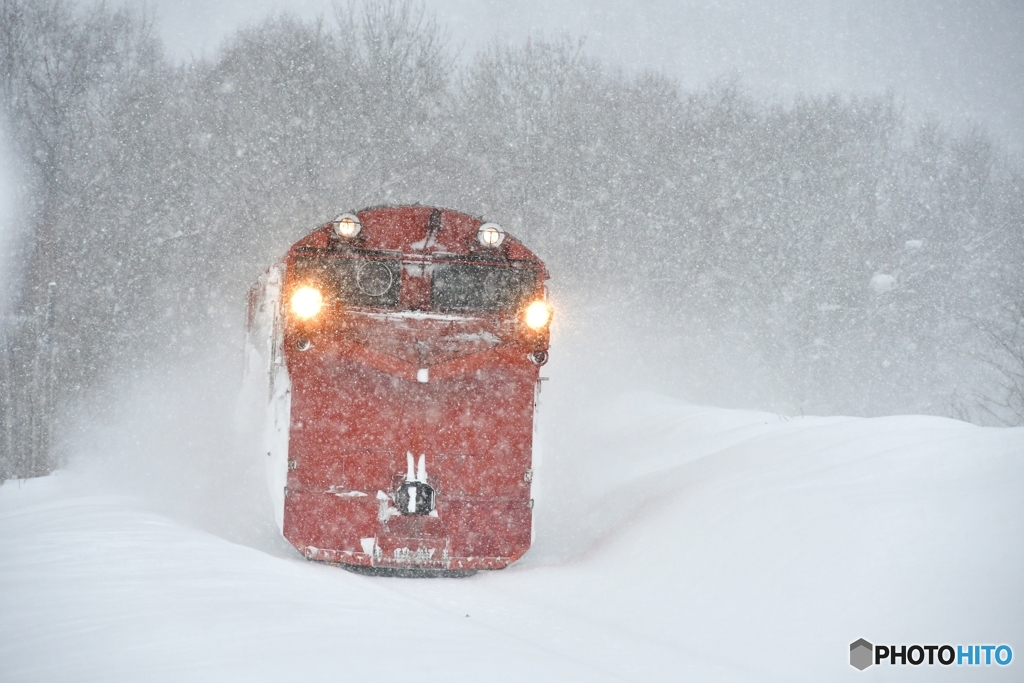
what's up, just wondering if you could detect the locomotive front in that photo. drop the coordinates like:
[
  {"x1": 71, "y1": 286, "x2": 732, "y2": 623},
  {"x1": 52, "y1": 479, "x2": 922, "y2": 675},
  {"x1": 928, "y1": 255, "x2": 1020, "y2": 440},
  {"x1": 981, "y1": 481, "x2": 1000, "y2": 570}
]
[{"x1": 245, "y1": 206, "x2": 551, "y2": 575}]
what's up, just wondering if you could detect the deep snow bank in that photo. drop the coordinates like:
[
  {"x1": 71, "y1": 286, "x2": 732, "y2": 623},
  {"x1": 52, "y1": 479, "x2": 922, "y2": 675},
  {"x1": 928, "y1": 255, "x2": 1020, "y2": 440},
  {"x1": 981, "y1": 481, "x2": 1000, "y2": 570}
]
[{"x1": 1, "y1": 394, "x2": 1021, "y2": 682}]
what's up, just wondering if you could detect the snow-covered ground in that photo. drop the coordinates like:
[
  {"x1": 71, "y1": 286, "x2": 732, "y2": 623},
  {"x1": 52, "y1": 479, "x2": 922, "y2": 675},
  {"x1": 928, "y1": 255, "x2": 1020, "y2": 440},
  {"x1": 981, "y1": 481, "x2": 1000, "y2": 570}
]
[{"x1": 2, "y1": 391, "x2": 1022, "y2": 682}]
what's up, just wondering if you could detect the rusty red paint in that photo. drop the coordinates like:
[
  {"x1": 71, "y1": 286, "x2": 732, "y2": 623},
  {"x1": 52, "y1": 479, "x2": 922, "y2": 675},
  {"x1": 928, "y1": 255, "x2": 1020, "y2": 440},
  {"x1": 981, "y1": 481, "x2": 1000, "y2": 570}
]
[{"x1": 262, "y1": 206, "x2": 550, "y2": 574}]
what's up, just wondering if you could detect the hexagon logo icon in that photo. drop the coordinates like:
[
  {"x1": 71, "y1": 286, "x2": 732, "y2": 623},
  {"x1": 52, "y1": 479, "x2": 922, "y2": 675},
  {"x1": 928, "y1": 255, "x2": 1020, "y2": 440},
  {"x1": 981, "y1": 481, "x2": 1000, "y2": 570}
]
[{"x1": 850, "y1": 639, "x2": 873, "y2": 670}]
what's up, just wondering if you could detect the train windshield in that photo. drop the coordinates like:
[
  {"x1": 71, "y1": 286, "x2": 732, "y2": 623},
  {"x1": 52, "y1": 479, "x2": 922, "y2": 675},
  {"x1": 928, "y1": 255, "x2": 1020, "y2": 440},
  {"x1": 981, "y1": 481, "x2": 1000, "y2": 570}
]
[
  {"x1": 431, "y1": 263, "x2": 537, "y2": 312},
  {"x1": 293, "y1": 256, "x2": 401, "y2": 308}
]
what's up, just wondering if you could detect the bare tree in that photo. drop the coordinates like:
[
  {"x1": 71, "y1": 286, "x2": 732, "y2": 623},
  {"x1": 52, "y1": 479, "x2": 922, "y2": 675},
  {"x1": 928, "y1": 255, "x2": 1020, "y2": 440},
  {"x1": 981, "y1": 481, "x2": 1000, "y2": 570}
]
[
  {"x1": 0, "y1": 0, "x2": 163, "y2": 478},
  {"x1": 974, "y1": 300, "x2": 1024, "y2": 425}
]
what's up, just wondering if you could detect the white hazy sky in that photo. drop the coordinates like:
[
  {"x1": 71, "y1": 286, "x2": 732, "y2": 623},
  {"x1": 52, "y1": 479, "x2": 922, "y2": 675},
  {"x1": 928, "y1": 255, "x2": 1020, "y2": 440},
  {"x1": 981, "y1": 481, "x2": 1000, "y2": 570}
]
[{"x1": 149, "y1": 0, "x2": 1024, "y2": 155}]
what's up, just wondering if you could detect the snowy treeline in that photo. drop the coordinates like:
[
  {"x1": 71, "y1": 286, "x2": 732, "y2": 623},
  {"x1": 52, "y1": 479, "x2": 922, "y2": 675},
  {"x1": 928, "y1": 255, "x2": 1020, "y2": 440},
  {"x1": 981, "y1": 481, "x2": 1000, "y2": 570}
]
[{"x1": 1, "y1": 0, "x2": 1022, "y2": 478}]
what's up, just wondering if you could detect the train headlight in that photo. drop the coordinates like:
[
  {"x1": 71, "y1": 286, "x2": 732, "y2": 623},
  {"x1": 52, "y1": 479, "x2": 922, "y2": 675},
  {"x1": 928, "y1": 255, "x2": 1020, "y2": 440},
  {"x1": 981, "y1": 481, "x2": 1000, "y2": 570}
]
[
  {"x1": 523, "y1": 300, "x2": 553, "y2": 330},
  {"x1": 332, "y1": 213, "x2": 361, "y2": 239},
  {"x1": 477, "y1": 222, "x2": 505, "y2": 248},
  {"x1": 290, "y1": 286, "x2": 324, "y2": 320}
]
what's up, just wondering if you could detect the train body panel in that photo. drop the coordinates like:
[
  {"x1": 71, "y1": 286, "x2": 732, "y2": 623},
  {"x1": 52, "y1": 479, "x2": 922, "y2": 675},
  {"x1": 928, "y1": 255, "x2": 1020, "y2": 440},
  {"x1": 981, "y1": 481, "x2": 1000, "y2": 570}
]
[{"x1": 247, "y1": 206, "x2": 551, "y2": 574}]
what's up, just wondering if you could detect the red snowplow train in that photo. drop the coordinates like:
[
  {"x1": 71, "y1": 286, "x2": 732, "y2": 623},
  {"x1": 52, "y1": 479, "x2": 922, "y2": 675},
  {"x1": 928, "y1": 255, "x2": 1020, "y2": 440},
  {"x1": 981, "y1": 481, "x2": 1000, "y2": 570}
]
[{"x1": 245, "y1": 206, "x2": 551, "y2": 576}]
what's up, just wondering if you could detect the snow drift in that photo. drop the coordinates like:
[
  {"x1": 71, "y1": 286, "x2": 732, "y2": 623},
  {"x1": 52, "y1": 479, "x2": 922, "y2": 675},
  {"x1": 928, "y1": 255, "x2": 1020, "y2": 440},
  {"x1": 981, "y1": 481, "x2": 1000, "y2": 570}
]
[{"x1": 2, "y1": 391, "x2": 1020, "y2": 682}]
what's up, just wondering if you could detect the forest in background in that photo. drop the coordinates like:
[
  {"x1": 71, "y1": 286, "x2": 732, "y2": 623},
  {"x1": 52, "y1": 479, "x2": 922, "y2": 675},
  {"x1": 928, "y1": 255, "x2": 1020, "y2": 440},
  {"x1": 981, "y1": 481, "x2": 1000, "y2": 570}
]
[{"x1": 1, "y1": 0, "x2": 1022, "y2": 479}]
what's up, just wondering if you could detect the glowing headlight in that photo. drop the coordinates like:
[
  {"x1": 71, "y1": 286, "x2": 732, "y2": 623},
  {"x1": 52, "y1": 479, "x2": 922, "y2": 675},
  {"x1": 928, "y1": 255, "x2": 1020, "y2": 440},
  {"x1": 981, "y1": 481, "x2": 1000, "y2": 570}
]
[
  {"x1": 523, "y1": 300, "x2": 553, "y2": 330},
  {"x1": 333, "y1": 213, "x2": 361, "y2": 239},
  {"x1": 477, "y1": 222, "x2": 506, "y2": 248},
  {"x1": 290, "y1": 286, "x2": 324, "y2": 320}
]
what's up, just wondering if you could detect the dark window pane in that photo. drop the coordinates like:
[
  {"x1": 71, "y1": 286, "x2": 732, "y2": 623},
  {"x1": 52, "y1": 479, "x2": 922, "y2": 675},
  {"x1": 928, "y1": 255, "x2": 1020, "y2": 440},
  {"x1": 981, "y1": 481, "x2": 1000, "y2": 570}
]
[
  {"x1": 432, "y1": 263, "x2": 537, "y2": 312},
  {"x1": 292, "y1": 257, "x2": 401, "y2": 308}
]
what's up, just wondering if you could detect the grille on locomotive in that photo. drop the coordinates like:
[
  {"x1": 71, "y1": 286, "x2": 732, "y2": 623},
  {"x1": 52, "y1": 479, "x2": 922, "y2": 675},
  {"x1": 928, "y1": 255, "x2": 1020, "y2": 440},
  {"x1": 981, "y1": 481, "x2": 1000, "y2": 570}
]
[{"x1": 245, "y1": 206, "x2": 552, "y2": 576}]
